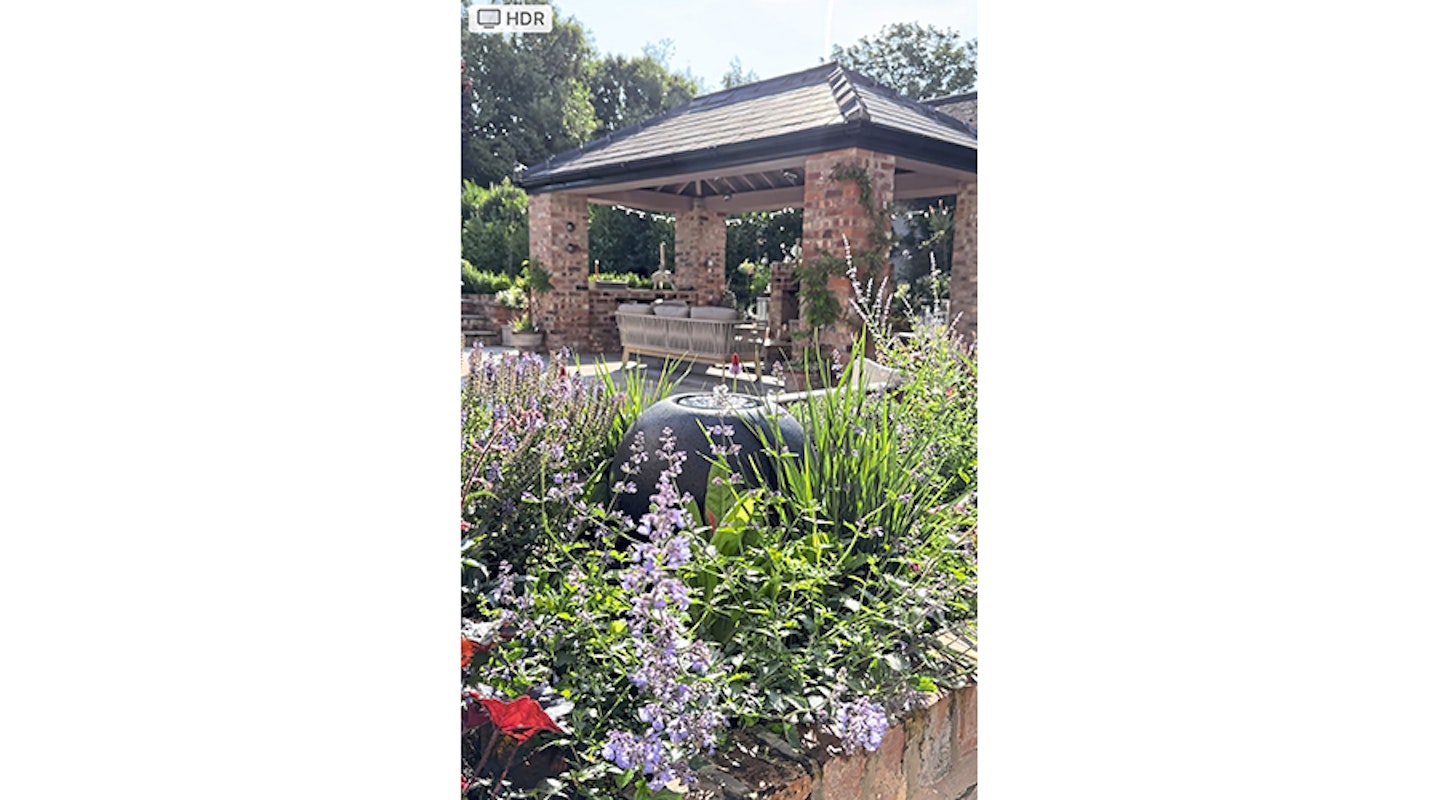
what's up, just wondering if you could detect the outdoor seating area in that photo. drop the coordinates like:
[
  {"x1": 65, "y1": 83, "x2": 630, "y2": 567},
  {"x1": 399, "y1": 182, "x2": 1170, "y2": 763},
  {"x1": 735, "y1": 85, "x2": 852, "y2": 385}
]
[{"x1": 614, "y1": 301, "x2": 765, "y2": 368}]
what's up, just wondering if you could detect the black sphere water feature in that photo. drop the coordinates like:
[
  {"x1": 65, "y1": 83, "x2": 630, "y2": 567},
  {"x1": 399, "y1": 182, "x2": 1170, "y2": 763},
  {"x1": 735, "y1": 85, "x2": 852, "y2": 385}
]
[{"x1": 612, "y1": 389, "x2": 805, "y2": 522}]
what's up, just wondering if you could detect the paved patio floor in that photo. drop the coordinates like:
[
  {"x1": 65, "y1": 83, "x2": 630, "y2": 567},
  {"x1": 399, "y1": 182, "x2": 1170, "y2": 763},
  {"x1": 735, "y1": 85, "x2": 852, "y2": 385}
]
[{"x1": 461, "y1": 345, "x2": 785, "y2": 398}]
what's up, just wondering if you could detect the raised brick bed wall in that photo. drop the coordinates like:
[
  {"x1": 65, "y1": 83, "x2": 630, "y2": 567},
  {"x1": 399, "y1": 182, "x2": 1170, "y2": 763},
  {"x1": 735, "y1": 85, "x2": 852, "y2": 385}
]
[{"x1": 691, "y1": 683, "x2": 977, "y2": 800}]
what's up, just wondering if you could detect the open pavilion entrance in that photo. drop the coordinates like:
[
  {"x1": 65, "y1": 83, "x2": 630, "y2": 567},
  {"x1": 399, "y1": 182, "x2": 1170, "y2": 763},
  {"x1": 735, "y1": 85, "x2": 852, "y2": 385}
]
[{"x1": 516, "y1": 62, "x2": 977, "y2": 357}]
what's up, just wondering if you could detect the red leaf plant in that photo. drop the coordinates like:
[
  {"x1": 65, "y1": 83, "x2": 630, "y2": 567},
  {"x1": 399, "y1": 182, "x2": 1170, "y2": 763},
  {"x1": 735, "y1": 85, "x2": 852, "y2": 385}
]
[
  {"x1": 463, "y1": 693, "x2": 568, "y2": 794},
  {"x1": 461, "y1": 637, "x2": 491, "y2": 669},
  {"x1": 478, "y1": 696, "x2": 564, "y2": 744}
]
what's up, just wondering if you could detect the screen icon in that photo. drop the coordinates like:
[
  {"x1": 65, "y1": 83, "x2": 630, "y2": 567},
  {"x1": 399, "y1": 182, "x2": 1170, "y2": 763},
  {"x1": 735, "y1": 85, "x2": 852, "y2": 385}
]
[{"x1": 468, "y1": 5, "x2": 554, "y2": 34}]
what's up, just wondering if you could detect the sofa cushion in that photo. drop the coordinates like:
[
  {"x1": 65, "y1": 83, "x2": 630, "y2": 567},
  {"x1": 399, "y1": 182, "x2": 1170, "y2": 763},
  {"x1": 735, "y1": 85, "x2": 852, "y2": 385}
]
[
  {"x1": 616, "y1": 303, "x2": 653, "y2": 315},
  {"x1": 689, "y1": 306, "x2": 738, "y2": 321},
  {"x1": 653, "y1": 303, "x2": 690, "y2": 318}
]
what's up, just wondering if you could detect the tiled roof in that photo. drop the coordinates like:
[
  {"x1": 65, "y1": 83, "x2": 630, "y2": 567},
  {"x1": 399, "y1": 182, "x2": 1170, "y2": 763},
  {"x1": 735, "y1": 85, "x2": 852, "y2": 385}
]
[
  {"x1": 923, "y1": 91, "x2": 978, "y2": 132},
  {"x1": 519, "y1": 63, "x2": 977, "y2": 192}
]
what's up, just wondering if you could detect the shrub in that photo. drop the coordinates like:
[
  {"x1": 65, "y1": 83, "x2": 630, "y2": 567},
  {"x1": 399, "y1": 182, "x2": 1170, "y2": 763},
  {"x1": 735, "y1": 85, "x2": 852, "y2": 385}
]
[
  {"x1": 590, "y1": 271, "x2": 654, "y2": 290},
  {"x1": 461, "y1": 179, "x2": 529, "y2": 276},
  {"x1": 460, "y1": 350, "x2": 621, "y2": 579},
  {"x1": 461, "y1": 261, "x2": 515, "y2": 295},
  {"x1": 494, "y1": 286, "x2": 527, "y2": 311}
]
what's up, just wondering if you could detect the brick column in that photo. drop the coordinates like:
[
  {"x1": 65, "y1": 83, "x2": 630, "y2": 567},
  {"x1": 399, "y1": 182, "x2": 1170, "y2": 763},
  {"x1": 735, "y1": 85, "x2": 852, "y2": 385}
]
[
  {"x1": 949, "y1": 178, "x2": 977, "y2": 344},
  {"x1": 673, "y1": 204, "x2": 727, "y2": 306},
  {"x1": 526, "y1": 191, "x2": 590, "y2": 352},
  {"x1": 800, "y1": 147, "x2": 895, "y2": 355}
]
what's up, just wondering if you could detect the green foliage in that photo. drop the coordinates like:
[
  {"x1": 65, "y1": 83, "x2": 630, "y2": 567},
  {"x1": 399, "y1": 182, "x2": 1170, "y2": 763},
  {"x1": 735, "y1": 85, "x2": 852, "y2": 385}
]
[
  {"x1": 831, "y1": 22, "x2": 977, "y2": 99},
  {"x1": 588, "y1": 205, "x2": 675, "y2": 276},
  {"x1": 460, "y1": 329, "x2": 977, "y2": 795},
  {"x1": 590, "y1": 271, "x2": 654, "y2": 290},
  {"x1": 730, "y1": 260, "x2": 770, "y2": 310},
  {"x1": 684, "y1": 334, "x2": 977, "y2": 729},
  {"x1": 461, "y1": 179, "x2": 530, "y2": 276},
  {"x1": 461, "y1": 260, "x2": 516, "y2": 295},
  {"x1": 461, "y1": 12, "x2": 599, "y2": 186},
  {"x1": 589, "y1": 52, "x2": 698, "y2": 133},
  {"x1": 793, "y1": 254, "x2": 846, "y2": 332},
  {"x1": 720, "y1": 57, "x2": 760, "y2": 89},
  {"x1": 460, "y1": 352, "x2": 622, "y2": 578},
  {"x1": 793, "y1": 164, "x2": 895, "y2": 337},
  {"x1": 724, "y1": 209, "x2": 800, "y2": 304},
  {"x1": 494, "y1": 285, "x2": 527, "y2": 311},
  {"x1": 460, "y1": 15, "x2": 704, "y2": 296},
  {"x1": 522, "y1": 260, "x2": 553, "y2": 295}
]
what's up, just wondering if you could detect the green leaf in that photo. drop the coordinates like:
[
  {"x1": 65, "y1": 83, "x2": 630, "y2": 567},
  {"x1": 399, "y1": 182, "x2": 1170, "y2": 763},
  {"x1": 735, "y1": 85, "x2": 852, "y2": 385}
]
[{"x1": 705, "y1": 459, "x2": 736, "y2": 527}]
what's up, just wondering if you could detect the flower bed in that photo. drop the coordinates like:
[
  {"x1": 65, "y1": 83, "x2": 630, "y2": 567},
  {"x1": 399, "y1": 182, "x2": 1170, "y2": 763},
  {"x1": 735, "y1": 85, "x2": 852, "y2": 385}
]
[{"x1": 461, "y1": 311, "x2": 977, "y2": 799}]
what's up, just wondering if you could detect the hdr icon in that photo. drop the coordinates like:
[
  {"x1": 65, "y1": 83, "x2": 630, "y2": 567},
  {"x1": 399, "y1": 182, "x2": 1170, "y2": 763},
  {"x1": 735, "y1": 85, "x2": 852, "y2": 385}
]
[{"x1": 468, "y1": 4, "x2": 554, "y2": 34}]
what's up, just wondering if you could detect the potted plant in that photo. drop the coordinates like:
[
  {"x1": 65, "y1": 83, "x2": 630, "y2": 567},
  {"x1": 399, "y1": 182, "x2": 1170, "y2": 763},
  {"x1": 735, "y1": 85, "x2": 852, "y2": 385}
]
[
  {"x1": 509, "y1": 313, "x2": 543, "y2": 349},
  {"x1": 495, "y1": 286, "x2": 527, "y2": 346},
  {"x1": 516, "y1": 261, "x2": 552, "y2": 347}
]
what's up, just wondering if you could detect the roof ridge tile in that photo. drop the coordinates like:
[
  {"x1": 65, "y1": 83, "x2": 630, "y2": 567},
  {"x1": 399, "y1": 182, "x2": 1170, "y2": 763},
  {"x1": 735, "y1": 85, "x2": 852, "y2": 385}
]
[{"x1": 827, "y1": 65, "x2": 869, "y2": 123}]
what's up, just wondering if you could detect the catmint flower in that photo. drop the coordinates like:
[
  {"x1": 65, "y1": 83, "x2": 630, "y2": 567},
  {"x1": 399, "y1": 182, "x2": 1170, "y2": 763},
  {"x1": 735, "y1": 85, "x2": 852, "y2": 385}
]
[
  {"x1": 602, "y1": 428, "x2": 727, "y2": 786},
  {"x1": 829, "y1": 697, "x2": 889, "y2": 754}
]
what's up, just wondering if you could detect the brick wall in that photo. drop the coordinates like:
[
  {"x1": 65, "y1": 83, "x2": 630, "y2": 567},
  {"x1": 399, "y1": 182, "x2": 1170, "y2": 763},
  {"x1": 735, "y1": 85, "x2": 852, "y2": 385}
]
[
  {"x1": 800, "y1": 148, "x2": 895, "y2": 355},
  {"x1": 688, "y1": 683, "x2": 978, "y2": 800},
  {"x1": 527, "y1": 191, "x2": 590, "y2": 352},
  {"x1": 768, "y1": 259, "x2": 799, "y2": 343},
  {"x1": 460, "y1": 294, "x2": 517, "y2": 332},
  {"x1": 674, "y1": 207, "x2": 728, "y2": 306},
  {"x1": 949, "y1": 179, "x2": 977, "y2": 345}
]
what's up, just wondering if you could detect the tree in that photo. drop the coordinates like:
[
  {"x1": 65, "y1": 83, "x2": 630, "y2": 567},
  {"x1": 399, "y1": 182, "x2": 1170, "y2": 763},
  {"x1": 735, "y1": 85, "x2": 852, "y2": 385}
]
[
  {"x1": 589, "y1": 52, "x2": 697, "y2": 134},
  {"x1": 461, "y1": 12, "x2": 598, "y2": 186},
  {"x1": 831, "y1": 22, "x2": 976, "y2": 99},
  {"x1": 720, "y1": 57, "x2": 759, "y2": 89},
  {"x1": 588, "y1": 205, "x2": 675, "y2": 276},
  {"x1": 461, "y1": 179, "x2": 529, "y2": 276}
]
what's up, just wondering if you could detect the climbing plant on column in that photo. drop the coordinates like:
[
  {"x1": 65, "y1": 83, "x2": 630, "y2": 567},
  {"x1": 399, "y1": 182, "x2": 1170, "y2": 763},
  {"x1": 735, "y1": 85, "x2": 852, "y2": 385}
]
[{"x1": 793, "y1": 162, "x2": 897, "y2": 349}]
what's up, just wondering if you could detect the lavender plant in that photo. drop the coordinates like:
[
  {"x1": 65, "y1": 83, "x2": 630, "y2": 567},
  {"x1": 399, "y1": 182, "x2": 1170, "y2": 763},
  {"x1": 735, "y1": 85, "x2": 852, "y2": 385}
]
[
  {"x1": 461, "y1": 349, "x2": 621, "y2": 578},
  {"x1": 599, "y1": 426, "x2": 727, "y2": 793}
]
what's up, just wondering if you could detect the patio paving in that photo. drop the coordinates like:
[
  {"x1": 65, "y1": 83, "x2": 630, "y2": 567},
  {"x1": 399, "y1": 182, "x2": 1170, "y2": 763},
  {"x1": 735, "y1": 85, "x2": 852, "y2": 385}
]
[{"x1": 461, "y1": 345, "x2": 785, "y2": 398}]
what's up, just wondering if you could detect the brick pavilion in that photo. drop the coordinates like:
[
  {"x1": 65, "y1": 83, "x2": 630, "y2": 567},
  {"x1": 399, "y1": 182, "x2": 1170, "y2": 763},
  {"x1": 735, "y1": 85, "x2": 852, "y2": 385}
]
[{"x1": 515, "y1": 62, "x2": 977, "y2": 355}]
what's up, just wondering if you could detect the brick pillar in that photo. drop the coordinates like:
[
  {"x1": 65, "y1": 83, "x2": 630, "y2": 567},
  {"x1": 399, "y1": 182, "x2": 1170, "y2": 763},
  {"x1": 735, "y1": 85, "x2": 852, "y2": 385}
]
[
  {"x1": 674, "y1": 204, "x2": 727, "y2": 306},
  {"x1": 526, "y1": 191, "x2": 590, "y2": 352},
  {"x1": 799, "y1": 148, "x2": 895, "y2": 355},
  {"x1": 949, "y1": 178, "x2": 977, "y2": 344}
]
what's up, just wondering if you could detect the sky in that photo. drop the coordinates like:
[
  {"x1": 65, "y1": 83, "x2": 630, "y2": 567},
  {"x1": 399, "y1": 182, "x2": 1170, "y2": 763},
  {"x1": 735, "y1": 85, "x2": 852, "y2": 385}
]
[{"x1": 552, "y1": 0, "x2": 977, "y2": 93}]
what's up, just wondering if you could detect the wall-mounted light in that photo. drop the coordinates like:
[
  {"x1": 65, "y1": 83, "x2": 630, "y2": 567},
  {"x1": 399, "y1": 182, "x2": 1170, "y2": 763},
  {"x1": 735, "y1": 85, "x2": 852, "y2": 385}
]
[
  {"x1": 723, "y1": 192, "x2": 733, "y2": 202},
  {"x1": 565, "y1": 221, "x2": 576, "y2": 232},
  {"x1": 782, "y1": 169, "x2": 799, "y2": 183},
  {"x1": 566, "y1": 243, "x2": 578, "y2": 253}
]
